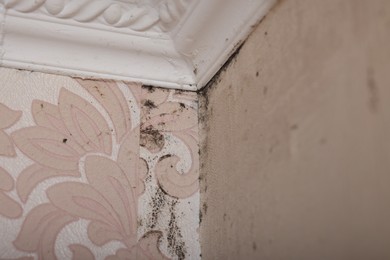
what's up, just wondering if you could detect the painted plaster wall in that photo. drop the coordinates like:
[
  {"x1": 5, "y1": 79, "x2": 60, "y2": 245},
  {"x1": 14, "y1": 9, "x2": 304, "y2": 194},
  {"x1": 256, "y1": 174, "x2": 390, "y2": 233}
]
[
  {"x1": 199, "y1": 0, "x2": 390, "y2": 259},
  {"x1": 0, "y1": 68, "x2": 200, "y2": 260}
]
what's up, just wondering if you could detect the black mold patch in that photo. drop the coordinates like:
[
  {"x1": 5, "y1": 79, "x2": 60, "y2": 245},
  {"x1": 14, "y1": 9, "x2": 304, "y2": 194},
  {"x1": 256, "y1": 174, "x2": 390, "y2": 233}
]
[
  {"x1": 140, "y1": 126, "x2": 165, "y2": 151},
  {"x1": 202, "y1": 203, "x2": 208, "y2": 215},
  {"x1": 143, "y1": 99, "x2": 157, "y2": 109},
  {"x1": 144, "y1": 85, "x2": 156, "y2": 93},
  {"x1": 147, "y1": 187, "x2": 167, "y2": 229},
  {"x1": 167, "y1": 199, "x2": 187, "y2": 260},
  {"x1": 159, "y1": 154, "x2": 173, "y2": 162}
]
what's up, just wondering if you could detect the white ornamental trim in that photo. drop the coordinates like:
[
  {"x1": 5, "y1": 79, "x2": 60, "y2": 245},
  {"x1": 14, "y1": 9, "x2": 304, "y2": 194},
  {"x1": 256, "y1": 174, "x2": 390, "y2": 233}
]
[
  {"x1": 1, "y1": 0, "x2": 194, "y2": 32},
  {"x1": 0, "y1": 0, "x2": 276, "y2": 90}
]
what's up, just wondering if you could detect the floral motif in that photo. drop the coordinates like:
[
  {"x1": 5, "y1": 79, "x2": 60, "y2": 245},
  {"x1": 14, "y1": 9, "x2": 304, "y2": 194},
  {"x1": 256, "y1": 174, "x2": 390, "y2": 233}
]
[
  {"x1": 69, "y1": 244, "x2": 94, "y2": 260},
  {"x1": 77, "y1": 79, "x2": 132, "y2": 143},
  {"x1": 0, "y1": 74, "x2": 200, "y2": 259},
  {"x1": 13, "y1": 203, "x2": 77, "y2": 259},
  {"x1": 0, "y1": 103, "x2": 22, "y2": 157},
  {"x1": 15, "y1": 155, "x2": 167, "y2": 259},
  {"x1": 106, "y1": 232, "x2": 168, "y2": 260},
  {"x1": 48, "y1": 156, "x2": 139, "y2": 247},
  {"x1": 13, "y1": 88, "x2": 112, "y2": 171},
  {"x1": 11, "y1": 88, "x2": 113, "y2": 202},
  {"x1": 0, "y1": 167, "x2": 22, "y2": 218}
]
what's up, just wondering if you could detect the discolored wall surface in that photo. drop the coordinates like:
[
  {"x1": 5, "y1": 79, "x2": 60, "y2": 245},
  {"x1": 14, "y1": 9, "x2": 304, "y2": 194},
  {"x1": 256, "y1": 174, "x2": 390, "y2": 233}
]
[{"x1": 199, "y1": 0, "x2": 390, "y2": 259}]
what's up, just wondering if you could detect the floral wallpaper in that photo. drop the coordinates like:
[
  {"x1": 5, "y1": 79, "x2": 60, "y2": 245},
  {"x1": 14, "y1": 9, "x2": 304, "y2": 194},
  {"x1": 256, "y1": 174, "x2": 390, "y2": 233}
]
[{"x1": 0, "y1": 68, "x2": 200, "y2": 260}]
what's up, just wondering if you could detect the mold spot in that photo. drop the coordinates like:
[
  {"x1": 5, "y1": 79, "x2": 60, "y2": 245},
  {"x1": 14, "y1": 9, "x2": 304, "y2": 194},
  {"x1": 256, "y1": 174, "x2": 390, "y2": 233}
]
[
  {"x1": 62, "y1": 138, "x2": 68, "y2": 144},
  {"x1": 252, "y1": 242, "x2": 257, "y2": 251},
  {"x1": 137, "y1": 219, "x2": 143, "y2": 228},
  {"x1": 159, "y1": 154, "x2": 173, "y2": 161},
  {"x1": 319, "y1": 137, "x2": 327, "y2": 145},
  {"x1": 256, "y1": 71, "x2": 259, "y2": 77},
  {"x1": 290, "y1": 124, "x2": 298, "y2": 131},
  {"x1": 175, "y1": 89, "x2": 184, "y2": 95},
  {"x1": 202, "y1": 203, "x2": 208, "y2": 215},
  {"x1": 93, "y1": 85, "x2": 104, "y2": 97},
  {"x1": 167, "y1": 200, "x2": 187, "y2": 260},
  {"x1": 144, "y1": 85, "x2": 156, "y2": 93},
  {"x1": 193, "y1": 68, "x2": 198, "y2": 75},
  {"x1": 140, "y1": 126, "x2": 165, "y2": 151},
  {"x1": 143, "y1": 99, "x2": 157, "y2": 109}
]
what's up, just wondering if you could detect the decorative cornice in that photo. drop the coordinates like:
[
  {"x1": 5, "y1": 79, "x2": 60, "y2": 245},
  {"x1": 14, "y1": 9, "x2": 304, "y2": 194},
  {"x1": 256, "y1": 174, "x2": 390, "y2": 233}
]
[
  {"x1": 1, "y1": 0, "x2": 193, "y2": 32},
  {"x1": 0, "y1": 0, "x2": 276, "y2": 90}
]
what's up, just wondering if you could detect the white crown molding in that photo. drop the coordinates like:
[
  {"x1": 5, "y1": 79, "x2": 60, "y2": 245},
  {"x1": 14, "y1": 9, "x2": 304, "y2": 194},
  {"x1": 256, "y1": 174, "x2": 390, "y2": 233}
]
[{"x1": 0, "y1": 0, "x2": 276, "y2": 91}]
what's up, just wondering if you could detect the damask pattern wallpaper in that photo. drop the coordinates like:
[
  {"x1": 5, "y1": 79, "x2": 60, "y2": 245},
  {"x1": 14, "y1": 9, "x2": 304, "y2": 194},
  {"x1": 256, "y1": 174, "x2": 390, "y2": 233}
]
[{"x1": 0, "y1": 68, "x2": 200, "y2": 259}]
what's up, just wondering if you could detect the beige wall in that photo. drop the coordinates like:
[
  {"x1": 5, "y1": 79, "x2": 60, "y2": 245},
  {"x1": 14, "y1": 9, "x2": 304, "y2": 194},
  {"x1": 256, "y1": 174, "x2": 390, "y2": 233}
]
[{"x1": 199, "y1": 0, "x2": 390, "y2": 259}]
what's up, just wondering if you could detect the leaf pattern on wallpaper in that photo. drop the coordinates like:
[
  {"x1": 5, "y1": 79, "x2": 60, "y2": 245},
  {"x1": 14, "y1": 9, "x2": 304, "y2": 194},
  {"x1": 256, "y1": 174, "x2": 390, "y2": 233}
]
[
  {"x1": 14, "y1": 203, "x2": 77, "y2": 260},
  {"x1": 47, "y1": 156, "x2": 139, "y2": 247},
  {"x1": 141, "y1": 87, "x2": 199, "y2": 198},
  {"x1": 58, "y1": 88, "x2": 112, "y2": 154},
  {"x1": 69, "y1": 244, "x2": 94, "y2": 260},
  {"x1": 26, "y1": 155, "x2": 167, "y2": 259},
  {"x1": 0, "y1": 167, "x2": 22, "y2": 218},
  {"x1": 118, "y1": 129, "x2": 148, "y2": 196},
  {"x1": 16, "y1": 164, "x2": 78, "y2": 203},
  {"x1": 12, "y1": 88, "x2": 111, "y2": 169},
  {"x1": 77, "y1": 79, "x2": 133, "y2": 143},
  {"x1": 106, "y1": 232, "x2": 169, "y2": 260},
  {"x1": 0, "y1": 103, "x2": 22, "y2": 157},
  {"x1": 11, "y1": 87, "x2": 114, "y2": 202}
]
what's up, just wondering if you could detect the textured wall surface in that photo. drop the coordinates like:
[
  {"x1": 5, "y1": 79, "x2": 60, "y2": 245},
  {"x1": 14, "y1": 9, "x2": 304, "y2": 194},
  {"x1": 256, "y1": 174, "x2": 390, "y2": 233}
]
[
  {"x1": 0, "y1": 68, "x2": 200, "y2": 259},
  {"x1": 200, "y1": 0, "x2": 390, "y2": 259}
]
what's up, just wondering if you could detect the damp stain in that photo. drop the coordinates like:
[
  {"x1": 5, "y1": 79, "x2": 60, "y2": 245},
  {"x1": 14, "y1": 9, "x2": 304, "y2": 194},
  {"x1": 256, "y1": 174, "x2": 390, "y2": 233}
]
[
  {"x1": 252, "y1": 242, "x2": 257, "y2": 251},
  {"x1": 367, "y1": 68, "x2": 380, "y2": 113}
]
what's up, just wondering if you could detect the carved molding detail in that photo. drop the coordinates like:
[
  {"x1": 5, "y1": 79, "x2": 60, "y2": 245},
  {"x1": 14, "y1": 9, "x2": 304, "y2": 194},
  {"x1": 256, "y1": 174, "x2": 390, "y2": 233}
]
[
  {"x1": 0, "y1": 0, "x2": 192, "y2": 32},
  {"x1": 0, "y1": 0, "x2": 276, "y2": 90}
]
